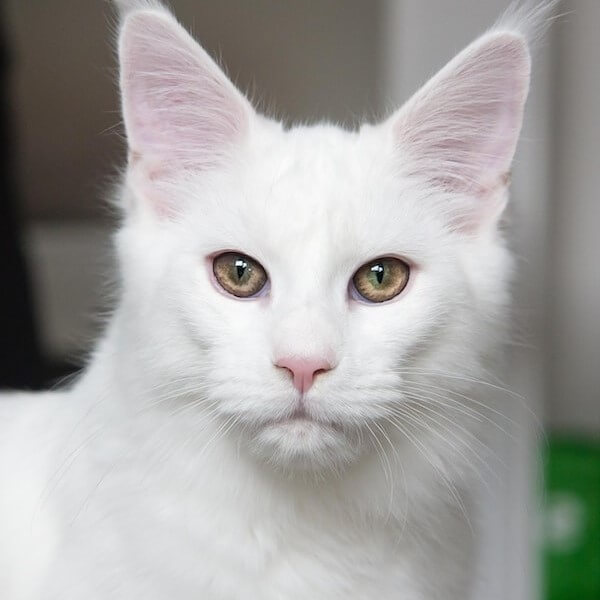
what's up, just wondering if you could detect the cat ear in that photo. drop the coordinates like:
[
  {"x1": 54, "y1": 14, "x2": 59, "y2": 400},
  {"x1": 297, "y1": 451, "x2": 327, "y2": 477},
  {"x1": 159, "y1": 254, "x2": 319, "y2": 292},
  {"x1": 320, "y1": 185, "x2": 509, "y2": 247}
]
[
  {"x1": 390, "y1": 31, "x2": 531, "y2": 230},
  {"x1": 118, "y1": 7, "x2": 252, "y2": 196}
]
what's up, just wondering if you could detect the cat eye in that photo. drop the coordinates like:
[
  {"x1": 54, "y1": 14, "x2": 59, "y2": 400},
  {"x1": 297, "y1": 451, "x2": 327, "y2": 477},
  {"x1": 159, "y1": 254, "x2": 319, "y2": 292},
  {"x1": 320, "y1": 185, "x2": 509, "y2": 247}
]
[
  {"x1": 212, "y1": 252, "x2": 268, "y2": 298},
  {"x1": 351, "y1": 257, "x2": 410, "y2": 303}
]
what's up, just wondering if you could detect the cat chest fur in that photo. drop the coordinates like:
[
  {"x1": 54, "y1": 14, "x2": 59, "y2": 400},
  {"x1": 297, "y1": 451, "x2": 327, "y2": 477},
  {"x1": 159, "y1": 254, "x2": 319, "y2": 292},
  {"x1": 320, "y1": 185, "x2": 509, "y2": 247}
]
[{"x1": 30, "y1": 412, "x2": 421, "y2": 599}]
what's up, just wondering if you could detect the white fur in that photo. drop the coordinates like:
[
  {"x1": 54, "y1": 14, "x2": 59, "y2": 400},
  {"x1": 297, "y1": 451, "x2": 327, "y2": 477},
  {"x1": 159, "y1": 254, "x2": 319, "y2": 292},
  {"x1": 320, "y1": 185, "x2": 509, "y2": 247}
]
[{"x1": 0, "y1": 2, "x2": 554, "y2": 598}]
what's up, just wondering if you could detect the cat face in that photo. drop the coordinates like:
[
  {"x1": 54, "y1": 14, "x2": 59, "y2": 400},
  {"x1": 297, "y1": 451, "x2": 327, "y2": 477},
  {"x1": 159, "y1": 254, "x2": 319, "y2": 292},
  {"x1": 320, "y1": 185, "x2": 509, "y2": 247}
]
[{"x1": 116, "y1": 4, "x2": 528, "y2": 473}]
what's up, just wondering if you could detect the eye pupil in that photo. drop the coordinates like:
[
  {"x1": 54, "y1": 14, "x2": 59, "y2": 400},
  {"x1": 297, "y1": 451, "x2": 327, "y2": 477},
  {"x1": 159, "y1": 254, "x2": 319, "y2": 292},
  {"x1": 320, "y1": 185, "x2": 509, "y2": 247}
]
[
  {"x1": 235, "y1": 259, "x2": 247, "y2": 280},
  {"x1": 372, "y1": 264, "x2": 384, "y2": 285}
]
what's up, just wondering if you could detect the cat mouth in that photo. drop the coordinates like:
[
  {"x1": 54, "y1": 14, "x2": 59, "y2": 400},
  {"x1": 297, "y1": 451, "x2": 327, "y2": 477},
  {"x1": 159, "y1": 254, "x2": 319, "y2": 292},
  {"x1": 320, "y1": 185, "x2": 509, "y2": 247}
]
[
  {"x1": 250, "y1": 404, "x2": 361, "y2": 470},
  {"x1": 270, "y1": 407, "x2": 343, "y2": 432}
]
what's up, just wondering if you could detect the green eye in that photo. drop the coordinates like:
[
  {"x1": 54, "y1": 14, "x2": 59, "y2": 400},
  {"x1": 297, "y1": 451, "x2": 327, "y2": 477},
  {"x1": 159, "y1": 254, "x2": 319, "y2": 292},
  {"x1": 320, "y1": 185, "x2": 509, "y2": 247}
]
[
  {"x1": 212, "y1": 252, "x2": 268, "y2": 298},
  {"x1": 352, "y1": 257, "x2": 410, "y2": 303}
]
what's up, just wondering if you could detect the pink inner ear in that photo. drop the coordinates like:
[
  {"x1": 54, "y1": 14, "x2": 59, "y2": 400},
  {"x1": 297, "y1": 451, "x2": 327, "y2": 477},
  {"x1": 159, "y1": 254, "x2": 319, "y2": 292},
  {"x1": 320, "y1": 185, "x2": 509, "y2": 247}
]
[
  {"x1": 120, "y1": 11, "x2": 249, "y2": 177},
  {"x1": 393, "y1": 32, "x2": 530, "y2": 202}
]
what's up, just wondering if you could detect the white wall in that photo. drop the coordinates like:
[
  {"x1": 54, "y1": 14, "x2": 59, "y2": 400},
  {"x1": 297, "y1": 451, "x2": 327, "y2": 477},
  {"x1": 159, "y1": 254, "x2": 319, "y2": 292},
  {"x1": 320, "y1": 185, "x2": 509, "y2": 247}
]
[{"x1": 547, "y1": 0, "x2": 600, "y2": 435}]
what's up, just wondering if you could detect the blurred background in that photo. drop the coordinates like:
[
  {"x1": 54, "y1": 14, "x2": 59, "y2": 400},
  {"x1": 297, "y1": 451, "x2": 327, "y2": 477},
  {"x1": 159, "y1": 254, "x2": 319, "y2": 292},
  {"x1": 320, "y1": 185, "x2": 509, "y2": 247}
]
[{"x1": 0, "y1": 1, "x2": 597, "y2": 599}]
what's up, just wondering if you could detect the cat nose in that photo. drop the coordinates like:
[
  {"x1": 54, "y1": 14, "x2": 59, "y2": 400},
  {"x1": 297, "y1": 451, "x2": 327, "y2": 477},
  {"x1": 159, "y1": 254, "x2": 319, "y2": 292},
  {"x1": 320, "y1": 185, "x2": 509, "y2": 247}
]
[{"x1": 275, "y1": 357, "x2": 333, "y2": 394}]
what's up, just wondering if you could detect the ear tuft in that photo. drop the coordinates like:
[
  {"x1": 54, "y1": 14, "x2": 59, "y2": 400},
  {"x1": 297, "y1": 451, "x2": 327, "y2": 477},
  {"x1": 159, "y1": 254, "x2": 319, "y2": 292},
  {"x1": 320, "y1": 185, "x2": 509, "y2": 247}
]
[
  {"x1": 114, "y1": 0, "x2": 170, "y2": 21},
  {"x1": 494, "y1": 0, "x2": 562, "y2": 47}
]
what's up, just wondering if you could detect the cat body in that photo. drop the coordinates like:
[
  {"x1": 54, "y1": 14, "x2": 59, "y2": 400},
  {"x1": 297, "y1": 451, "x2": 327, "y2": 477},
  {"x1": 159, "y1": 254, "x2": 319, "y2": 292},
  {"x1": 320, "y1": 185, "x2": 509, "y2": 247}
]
[{"x1": 0, "y1": 1, "x2": 551, "y2": 598}]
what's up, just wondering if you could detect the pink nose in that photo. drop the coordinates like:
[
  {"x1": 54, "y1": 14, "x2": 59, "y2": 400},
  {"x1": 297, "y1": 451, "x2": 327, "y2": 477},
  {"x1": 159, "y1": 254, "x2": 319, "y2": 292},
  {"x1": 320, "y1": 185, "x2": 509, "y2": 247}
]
[{"x1": 275, "y1": 357, "x2": 332, "y2": 394}]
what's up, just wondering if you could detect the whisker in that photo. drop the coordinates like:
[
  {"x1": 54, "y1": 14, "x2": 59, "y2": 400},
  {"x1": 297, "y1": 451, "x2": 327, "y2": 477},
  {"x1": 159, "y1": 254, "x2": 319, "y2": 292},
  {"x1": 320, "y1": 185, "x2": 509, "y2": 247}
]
[{"x1": 382, "y1": 415, "x2": 474, "y2": 535}]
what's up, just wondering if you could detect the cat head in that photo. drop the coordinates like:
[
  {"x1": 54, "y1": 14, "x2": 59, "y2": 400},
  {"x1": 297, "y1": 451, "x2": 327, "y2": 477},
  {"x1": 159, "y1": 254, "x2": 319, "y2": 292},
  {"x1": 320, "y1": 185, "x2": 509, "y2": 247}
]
[{"x1": 114, "y1": 3, "x2": 530, "y2": 474}]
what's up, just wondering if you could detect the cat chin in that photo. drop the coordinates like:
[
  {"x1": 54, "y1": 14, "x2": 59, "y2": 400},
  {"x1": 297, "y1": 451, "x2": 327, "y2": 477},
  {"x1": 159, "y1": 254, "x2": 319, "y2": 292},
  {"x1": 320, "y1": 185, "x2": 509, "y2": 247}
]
[{"x1": 247, "y1": 417, "x2": 363, "y2": 475}]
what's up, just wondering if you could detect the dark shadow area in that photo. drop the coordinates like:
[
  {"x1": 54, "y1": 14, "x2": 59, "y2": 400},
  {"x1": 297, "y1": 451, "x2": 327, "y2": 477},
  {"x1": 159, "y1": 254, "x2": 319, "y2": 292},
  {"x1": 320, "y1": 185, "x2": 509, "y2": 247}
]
[{"x1": 0, "y1": 3, "x2": 41, "y2": 390}]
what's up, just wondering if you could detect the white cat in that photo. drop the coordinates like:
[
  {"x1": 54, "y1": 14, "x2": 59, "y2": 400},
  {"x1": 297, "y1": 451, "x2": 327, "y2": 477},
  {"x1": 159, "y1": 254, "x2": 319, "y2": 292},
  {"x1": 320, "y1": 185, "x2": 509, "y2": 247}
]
[{"x1": 0, "y1": 2, "x2": 551, "y2": 598}]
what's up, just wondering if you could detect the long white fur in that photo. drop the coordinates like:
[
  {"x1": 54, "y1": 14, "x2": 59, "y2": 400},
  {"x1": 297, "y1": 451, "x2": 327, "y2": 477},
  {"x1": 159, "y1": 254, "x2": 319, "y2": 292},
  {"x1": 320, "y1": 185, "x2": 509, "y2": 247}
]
[{"x1": 0, "y1": 2, "x2": 556, "y2": 599}]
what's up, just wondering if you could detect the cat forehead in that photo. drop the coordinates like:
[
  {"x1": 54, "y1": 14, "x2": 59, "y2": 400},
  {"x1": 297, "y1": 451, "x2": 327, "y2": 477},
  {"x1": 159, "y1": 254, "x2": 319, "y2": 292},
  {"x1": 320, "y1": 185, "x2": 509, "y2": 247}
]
[
  {"x1": 248, "y1": 120, "x2": 385, "y2": 187},
  {"x1": 181, "y1": 120, "x2": 440, "y2": 265},
  {"x1": 220, "y1": 121, "x2": 395, "y2": 216}
]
